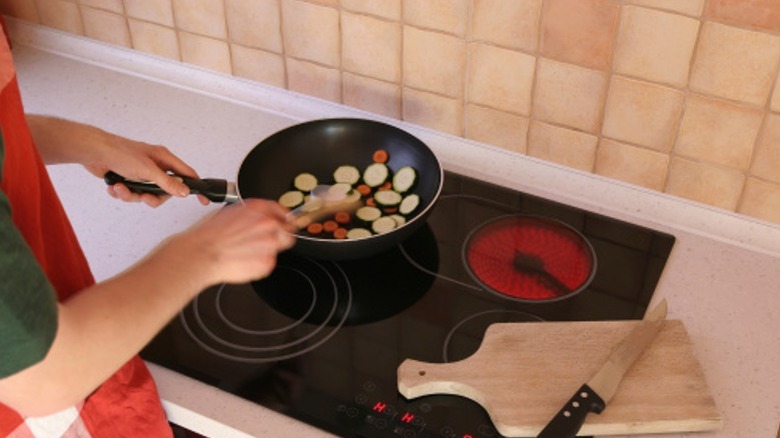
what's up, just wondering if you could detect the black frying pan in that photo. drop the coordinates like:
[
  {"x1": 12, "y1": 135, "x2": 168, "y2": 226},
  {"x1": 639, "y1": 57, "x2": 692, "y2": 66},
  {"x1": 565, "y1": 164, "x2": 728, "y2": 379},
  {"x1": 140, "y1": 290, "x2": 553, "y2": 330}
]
[{"x1": 106, "y1": 118, "x2": 443, "y2": 260}]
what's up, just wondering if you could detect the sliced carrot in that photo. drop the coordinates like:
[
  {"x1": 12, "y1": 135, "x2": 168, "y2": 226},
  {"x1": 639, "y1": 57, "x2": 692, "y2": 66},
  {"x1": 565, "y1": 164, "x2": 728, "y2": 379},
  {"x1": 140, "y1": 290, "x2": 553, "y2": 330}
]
[
  {"x1": 323, "y1": 220, "x2": 339, "y2": 233},
  {"x1": 356, "y1": 184, "x2": 372, "y2": 197},
  {"x1": 366, "y1": 197, "x2": 376, "y2": 207},
  {"x1": 378, "y1": 181, "x2": 393, "y2": 191},
  {"x1": 373, "y1": 149, "x2": 389, "y2": 163},
  {"x1": 383, "y1": 207, "x2": 398, "y2": 214},
  {"x1": 334, "y1": 211, "x2": 351, "y2": 224},
  {"x1": 333, "y1": 227, "x2": 348, "y2": 239},
  {"x1": 306, "y1": 222, "x2": 324, "y2": 235}
]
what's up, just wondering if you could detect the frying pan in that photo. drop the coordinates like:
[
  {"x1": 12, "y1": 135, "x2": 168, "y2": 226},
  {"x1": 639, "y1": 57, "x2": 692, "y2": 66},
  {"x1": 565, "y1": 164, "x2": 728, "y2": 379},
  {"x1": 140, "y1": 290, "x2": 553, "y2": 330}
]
[{"x1": 106, "y1": 118, "x2": 443, "y2": 260}]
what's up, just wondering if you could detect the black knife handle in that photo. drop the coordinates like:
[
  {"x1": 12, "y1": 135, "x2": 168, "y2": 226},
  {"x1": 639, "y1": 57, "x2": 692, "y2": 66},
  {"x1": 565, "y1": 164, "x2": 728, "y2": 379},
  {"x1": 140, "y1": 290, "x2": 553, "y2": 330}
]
[
  {"x1": 104, "y1": 171, "x2": 230, "y2": 203},
  {"x1": 537, "y1": 384, "x2": 606, "y2": 438}
]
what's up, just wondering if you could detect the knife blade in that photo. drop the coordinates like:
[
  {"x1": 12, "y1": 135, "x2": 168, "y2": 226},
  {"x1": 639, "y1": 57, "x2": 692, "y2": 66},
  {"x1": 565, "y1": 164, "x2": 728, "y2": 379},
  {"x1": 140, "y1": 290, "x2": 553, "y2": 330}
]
[{"x1": 537, "y1": 299, "x2": 668, "y2": 438}]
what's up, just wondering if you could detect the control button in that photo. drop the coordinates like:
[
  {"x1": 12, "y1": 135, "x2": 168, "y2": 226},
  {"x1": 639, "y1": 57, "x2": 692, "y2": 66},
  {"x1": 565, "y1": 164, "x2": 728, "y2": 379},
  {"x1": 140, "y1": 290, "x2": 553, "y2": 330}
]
[
  {"x1": 440, "y1": 426, "x2": 456, "y2": 438},
  {"x1": 336, "y1": 404, "x2": 347, "y2": 413},
  {"x1": 403, "y1": 430, "x2": 417, "y2": 438},
  {"x1": 375, "y1": 419, "x2": 388, "y2": 429},
  {"x1": 355, "y1": 394, "x2": 368, "y2": 405},
  {"x1": 346, "y1": 407, "x2": 359, "y2": 418},
  {"x1": 363, "y1": 381, "x2": 377, "y2": 392},
  {"x1": 419, "y1": 403, "x2": 432, "y2": 413}
]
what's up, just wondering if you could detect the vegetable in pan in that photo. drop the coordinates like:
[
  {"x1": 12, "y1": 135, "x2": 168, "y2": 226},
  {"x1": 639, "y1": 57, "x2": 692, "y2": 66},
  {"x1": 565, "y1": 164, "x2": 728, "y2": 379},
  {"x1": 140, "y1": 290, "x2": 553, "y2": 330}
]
[{"x1": 277, "y1": 149, "x2": 422, "y2": 240}]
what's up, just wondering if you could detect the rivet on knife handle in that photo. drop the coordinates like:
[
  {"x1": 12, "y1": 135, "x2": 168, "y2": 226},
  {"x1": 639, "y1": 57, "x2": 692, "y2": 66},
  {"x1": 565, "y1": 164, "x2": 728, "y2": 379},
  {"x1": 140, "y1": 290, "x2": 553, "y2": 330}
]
[{"x1": 536, "y1": 384, "x2": 605, "y2": 438}]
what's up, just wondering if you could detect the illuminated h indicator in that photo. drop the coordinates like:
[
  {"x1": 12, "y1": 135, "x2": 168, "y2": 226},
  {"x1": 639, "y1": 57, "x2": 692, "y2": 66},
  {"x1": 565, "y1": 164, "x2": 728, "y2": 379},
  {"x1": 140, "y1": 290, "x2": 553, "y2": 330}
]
[
  {"x1": 400, "y1": 412, "x2": 415, "y2": 423},
  {"x1": 372, "y1": 402, "x2": 387, "y2": 413}
]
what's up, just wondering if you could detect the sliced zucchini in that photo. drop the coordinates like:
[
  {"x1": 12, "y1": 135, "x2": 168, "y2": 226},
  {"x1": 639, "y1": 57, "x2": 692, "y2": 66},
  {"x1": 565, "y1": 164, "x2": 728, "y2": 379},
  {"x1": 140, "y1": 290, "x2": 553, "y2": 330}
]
[
  {"x1": 392, "y1": 166, "x2": 417, "y2": 193},
  {"x1": 371, "y1": 216, "x2": 397, "y2": 234},
  {"x1": 294, "y1": 172, "x2": 318, "y2": 192},
  {"x1": 333, "y1": 165, "x2": 361, "y2": 185},
  {"x1": 373, "y1": 190, "x2": 402, "y2": 207},
  {"x1": 389, "y1": 214, "x2": 406, "y2": 227},
  {"x1": 355, "y1": 206, "x2": 382, "y2": 222},
  {"x1": 278, "y1": 190, "x2": 304, "y2": 209},
  {"x1": 399, "y1": 194, "x2": 420, "y2": 215},
  {"x1": 346, "y1": 228, "x2": 373, "y2": 240},
  {"x1": 327, "y1": 183, "x2": 353, "y2": 198},
  {"x1": 363, "y1": 163, "x2": 389, "y2": 187}
]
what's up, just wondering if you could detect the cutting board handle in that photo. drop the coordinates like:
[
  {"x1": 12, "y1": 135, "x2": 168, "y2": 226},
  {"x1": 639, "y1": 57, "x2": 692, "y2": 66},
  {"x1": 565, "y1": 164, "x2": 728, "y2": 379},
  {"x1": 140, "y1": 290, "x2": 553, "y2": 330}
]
[{"x1": 398, "y1": 358, "x2": 488, "y2": 405}]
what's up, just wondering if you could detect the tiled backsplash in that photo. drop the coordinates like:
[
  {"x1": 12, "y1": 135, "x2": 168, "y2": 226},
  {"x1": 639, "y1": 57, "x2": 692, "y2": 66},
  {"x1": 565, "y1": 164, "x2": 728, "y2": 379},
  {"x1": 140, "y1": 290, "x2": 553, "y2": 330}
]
[{"x1": 3, "y1": 0, "x2": 780, "y2": 225}]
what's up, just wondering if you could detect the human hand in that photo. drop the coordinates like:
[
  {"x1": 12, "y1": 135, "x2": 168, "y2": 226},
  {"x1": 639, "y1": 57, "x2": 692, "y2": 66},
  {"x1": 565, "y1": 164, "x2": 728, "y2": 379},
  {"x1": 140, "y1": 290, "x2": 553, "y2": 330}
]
[
  {"x1": 159, "y1": 199, "x2": 296, "y2": 287},
  {"x1": 87, "y1": 137, "x2": 208, "y2": 208}
]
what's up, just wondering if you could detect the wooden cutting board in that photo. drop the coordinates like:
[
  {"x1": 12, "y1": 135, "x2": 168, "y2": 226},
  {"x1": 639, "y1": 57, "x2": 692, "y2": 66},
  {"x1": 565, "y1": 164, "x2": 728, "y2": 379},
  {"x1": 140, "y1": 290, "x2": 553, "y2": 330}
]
[{"x1": 398, "y1": 320, "x2": 722, "y2": 437}]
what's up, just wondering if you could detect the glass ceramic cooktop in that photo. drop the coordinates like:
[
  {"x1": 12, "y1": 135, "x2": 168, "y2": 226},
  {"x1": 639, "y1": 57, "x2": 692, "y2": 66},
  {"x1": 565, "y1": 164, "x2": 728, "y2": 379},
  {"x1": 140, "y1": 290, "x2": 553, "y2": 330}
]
[{"x1": 142, "y1": 171, "x2": 675, "y2": 438}]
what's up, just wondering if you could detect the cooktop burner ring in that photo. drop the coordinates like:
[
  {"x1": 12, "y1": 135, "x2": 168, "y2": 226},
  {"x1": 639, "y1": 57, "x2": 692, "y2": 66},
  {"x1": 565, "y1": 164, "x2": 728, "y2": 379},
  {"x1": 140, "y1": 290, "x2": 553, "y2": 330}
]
[
  {"x1": 442, "y1": 309, "x2": 543, "y2": 363},
  {"x1": 462, "y1": 214, "x2": 597, "y2": 303},
  {"x1": 178, "y1": 258, "x2": 352, "y2": 363},
  {"x1": 215, "y1": 266, "x2": 317, "y2": 335}
]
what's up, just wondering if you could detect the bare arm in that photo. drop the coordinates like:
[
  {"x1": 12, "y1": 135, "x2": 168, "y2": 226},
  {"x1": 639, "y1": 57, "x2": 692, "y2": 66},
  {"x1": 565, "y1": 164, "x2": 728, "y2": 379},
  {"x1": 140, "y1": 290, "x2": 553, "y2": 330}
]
[
  {"x1": 26, "y1": 115, "x2": 204, "y2": 207},
  {"x1": 0, "y1": 199, "x2": 295, "y2": 417}
]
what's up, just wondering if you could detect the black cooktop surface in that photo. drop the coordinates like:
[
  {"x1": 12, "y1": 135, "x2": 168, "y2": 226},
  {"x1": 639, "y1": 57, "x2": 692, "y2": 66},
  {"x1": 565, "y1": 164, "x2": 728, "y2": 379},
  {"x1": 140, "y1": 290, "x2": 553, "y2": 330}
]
[{"x1": 142, "y1": 171, "x2": 675, "y2": 438}]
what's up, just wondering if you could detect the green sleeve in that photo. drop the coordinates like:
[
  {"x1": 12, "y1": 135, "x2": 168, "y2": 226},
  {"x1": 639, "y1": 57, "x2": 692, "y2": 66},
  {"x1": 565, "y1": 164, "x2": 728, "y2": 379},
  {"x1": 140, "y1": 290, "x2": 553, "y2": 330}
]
[{"x1": 0, "y1": 129, "x2": 58, "y2": 378}]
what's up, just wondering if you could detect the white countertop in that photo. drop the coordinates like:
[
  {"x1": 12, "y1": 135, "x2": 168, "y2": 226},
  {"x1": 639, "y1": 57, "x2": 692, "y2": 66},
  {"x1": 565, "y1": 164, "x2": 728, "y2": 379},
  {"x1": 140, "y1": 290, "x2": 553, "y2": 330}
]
[{"x1": 7, "y1": 19, "x2": 780, "y2": 438}]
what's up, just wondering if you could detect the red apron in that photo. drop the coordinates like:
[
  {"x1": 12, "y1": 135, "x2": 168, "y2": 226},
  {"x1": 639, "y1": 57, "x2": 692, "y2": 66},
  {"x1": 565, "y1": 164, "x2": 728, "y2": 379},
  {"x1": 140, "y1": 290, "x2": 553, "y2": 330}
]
[{"x1": 1, "y1": 18, "x2": 171, "y2": 438}]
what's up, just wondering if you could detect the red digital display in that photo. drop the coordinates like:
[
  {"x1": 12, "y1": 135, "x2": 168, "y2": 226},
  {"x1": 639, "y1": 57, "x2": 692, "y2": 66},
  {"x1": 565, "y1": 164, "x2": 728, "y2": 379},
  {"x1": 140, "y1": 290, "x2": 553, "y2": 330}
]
[
  {"x1": 372, "y1": 401, "x2": 386, "y2": 412},
  {"x1": 400, "y1": 412, "x2": 414, "y2": 423}
]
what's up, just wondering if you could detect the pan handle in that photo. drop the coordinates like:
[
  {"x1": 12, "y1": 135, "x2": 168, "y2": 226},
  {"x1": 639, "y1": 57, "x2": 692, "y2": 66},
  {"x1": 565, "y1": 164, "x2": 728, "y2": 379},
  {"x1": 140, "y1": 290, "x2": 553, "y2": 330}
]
[{"x1": 104, "y1": 171, "x2": 238, "y2": 203}]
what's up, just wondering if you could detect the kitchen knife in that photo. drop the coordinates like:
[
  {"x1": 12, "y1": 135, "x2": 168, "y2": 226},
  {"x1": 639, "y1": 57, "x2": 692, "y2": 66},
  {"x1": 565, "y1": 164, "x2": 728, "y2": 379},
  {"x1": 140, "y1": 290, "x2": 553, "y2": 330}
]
[{"x1": 537, "y1": 299, "x2": 668, "y2": 438}]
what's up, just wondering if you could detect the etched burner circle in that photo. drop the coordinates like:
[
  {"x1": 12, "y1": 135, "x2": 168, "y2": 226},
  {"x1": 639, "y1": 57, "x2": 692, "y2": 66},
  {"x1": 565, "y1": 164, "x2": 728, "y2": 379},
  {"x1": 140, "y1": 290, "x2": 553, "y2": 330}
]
[
  {"x1": 462, "y1": 215, "x2": 597, "y2": 303},
  {"x1": 179, "y1": 254, "x2": 351, "y2": 363},
  {"x1": 443, "y1": 309, "x2": 543, "y2": 362}
]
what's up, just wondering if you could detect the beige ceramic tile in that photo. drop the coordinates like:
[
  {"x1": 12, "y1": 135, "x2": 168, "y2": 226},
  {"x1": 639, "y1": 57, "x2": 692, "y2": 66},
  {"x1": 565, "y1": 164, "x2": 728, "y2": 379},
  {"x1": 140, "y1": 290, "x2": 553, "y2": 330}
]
[
  {"x1": 128, "y1": 19, "x2": 179, "y2": 60},
  {"x1": 35, "y1": 0, "x2": 83, "y2": 34},
  {"x1": 539, "y1": 0, "x2": 620, "y2": 70},
  {"x1": 287, "y1": 58, "x2": 341, "y2": 103},
  {"x1": 124, "y1": 0, "x2": 173, "y2": 26},
  {"x1": 750, "y1": 113, "x2": 780, "y2": 184},
  {"x1": 402, "y1": 88, "x2": 462, "y2": 136},
  {"x1": 81, "y1": 7, "x2": 131, "y2": 47},
  {"x1": 403, "y1": 0, "x2": 468, "y2": 36},
  {"x1": 467, "y1": 43, "x2": 535, "y2": 115},
  {"x1": 0, "y1": 0, "x2": 40, "y2": 21},
  {"x1": 341, "y1": 0, "x2": 401, "y2": 20},
  {"x1": 465, "y1": 104, "x2": 529, "y2": 154},
  {"x1": 343, "y1": 72, "x2": 401, "y2": 119},
  {"x1": 226, "y1": 0, "x2": 282, "y2": 53},
  {"x1": 675, "y1": 94, "x2": 763, "y2": 170},
  {"x1": 172, "y1": 0, "x2": 226, "y2": 39},
  {"x1": 690, "y1": 22, "x2": 780, "y2": 106},
  {"x1": 471, "y1": 0, "x2": 540, "y2": 52},
  {"x1": 705, "y1": 0, "x2": 780, "y2": 33},
  {"x1": 78, "y1": 0, "x2": 121, "y2": 13},
  {"x1": 602, "y1": 76, "x2": 684, "y2": 152},
  {"x1": 739, "y1": 178, "x2": 780, "y2": 225},
  {"x1": 281, "y1": 0, "x2": 339, "y2": 67},
  {"x1": 231, "y1": 44, "x2": 285, "y2": 88},
  {"x1": 613, "y1": 6, "x2": 699, "y2": 87},
  {"x1": 666, "y1": 157, "x2": 745, "y2": 210},
  {"x1": 527, "y1": 121, "x2": 598, "y2": 171},
  {"x1": 403, "y1": 27, "x2": 465, "y2": 98},
  {"x1": 533, "y1": 58, "x2": 607, "y2": 133},
  {"x1": 343, "y1": 13, "x2": 401, "y2": 83},
  {"x1": 595, "y1": 138, "x2": 669, "y2": 191},
  {"x1": 624, "y1": 0, "x2": 705, "y2": 16},
  {"x1": 179, "y1": 31, "x2": 231, "y2": 74}
]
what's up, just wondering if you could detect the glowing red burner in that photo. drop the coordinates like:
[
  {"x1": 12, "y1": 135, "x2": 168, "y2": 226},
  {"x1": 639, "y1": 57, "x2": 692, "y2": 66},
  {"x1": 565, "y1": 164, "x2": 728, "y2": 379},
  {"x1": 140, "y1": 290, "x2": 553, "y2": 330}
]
[{"x1": 463, "y1": 215, "x2": 596, "y2": 302}]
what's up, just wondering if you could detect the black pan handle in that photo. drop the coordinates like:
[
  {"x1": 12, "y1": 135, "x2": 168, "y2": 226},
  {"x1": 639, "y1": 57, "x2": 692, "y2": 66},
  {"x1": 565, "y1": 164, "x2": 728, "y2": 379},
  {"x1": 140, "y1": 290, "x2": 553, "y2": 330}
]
[
  {"x1": 104, "y1": 171, "x2": 236, "y2": 203},
  {"x1": 537, "y1": 384, "x2": 605, "y2": 438}
]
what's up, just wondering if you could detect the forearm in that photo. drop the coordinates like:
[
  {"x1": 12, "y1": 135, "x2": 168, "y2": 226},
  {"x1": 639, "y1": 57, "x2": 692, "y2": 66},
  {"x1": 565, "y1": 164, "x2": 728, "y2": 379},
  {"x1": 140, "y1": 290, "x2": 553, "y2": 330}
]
[
  {"x1": 25, "y1": 115, "x2": 110, "y2": 166},
  {"x1": 0, "y1": 235, "x2": 214, "y2": 417}
]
